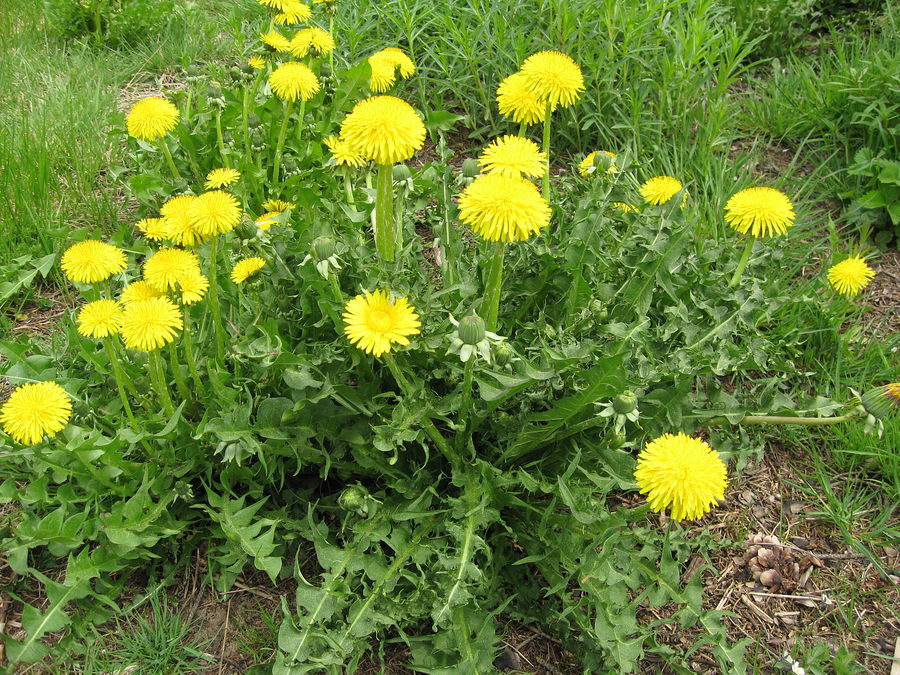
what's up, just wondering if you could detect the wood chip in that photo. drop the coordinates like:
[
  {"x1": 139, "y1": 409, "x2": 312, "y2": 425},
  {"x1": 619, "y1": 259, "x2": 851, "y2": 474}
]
[{"x1": 741, "y1": 594, "x2": 776, "y2": 625}]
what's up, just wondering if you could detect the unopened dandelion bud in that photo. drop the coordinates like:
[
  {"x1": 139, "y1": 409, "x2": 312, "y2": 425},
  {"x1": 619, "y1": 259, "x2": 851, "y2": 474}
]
[
  {"x1": 312, "y1": 236, "x2": 336, "y2": 262},
  {"x1": 458, "y1": 315, "x2": 486, "y2": 346},
  {"x1": 493, "y1": 342, "x2": 513, "y2": 366},
  {"x1": 461, "y1": 158, "x2": 480, "y2": 178},
  {"x1": 613, "y1": 391, "x2": 638, "y2": 414},
  {"x1": 392, "y1": 163, "x2": 412, "y2": 181},
  {"x1": 338, "y1": 485, "x2": 369, "y2": 515},
  {"x1": 234, "y1": 221, "x2": 257, "y2": 240},
  {"x1": 861, "y1": 383, "x2": 900, "y2": 419}
]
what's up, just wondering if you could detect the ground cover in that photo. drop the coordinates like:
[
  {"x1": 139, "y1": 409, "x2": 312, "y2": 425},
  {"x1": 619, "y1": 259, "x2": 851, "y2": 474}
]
[{"x1": 0, "y1": 0, "x2": 897, "y2": 672}]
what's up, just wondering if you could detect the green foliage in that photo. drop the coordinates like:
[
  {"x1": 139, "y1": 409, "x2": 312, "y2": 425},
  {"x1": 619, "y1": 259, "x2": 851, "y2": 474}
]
[
  {"x1": 847, "y1": 148, "x2": 900, "y2": 247},
  {"x1": 45, "y1": 0, "x2": 182, "y2": 49}
]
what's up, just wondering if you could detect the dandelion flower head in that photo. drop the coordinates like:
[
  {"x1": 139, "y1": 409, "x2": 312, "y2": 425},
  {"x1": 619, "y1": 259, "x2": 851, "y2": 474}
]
[
  {"x1": 274, "y1": 0, "x2": 312, "y2": 24},
  {"x1": 126, "y1": 96, "x2": 179, "y2": 142},
  {"x1": 339, "y1": 96, "x2": 425, "y2": 165},
  {"x1": 177, "y1": 270, "x2": 209, "y2": 304},
  {"x1": 119, "y1": 297, "x2": 183, "y2": 351},
  {"x1": 248, "y1": 55, "x2": 266, "y2": 69},
  {"x1": 61, "y1": 240, "x2": 128, "y2": 284},
  {"x1": 269, "y1": 61, "x2": 321, "y2": 101},
  {"x1": 135, "y1": 217, "x2": 168, "y2": 242},
  {"x1": 161, "y1": 194, "x2": 206, "y2": 247},
  {"x1": 290, "y1": 27, "x2": 335, "y2": 57},
  {"x1": 368, "y1": 47, "x2": 415, "y2": 92},
  {"x1": 77, "y1": 299, "x2": 123, "y2": 339},
  {"x1": 143, "y1": 247, "x2": 201, "y2": 292},
  {"x1": 205, "y1": 168, "x2": 240, "y2": 190},
  {"x1": 496, "y1": 71, "x2": 549, "y2": 126},
  {"x1": 579, "y1": 150, "x2": 618, "y2": 177},
  {"x1": 263, "y1": 198, "x2": 295, "y2": 212},
  {"x1": 324, "y1": 135, "x2": 366, "y2": 168},
  {"x1": 520, "y1": 51, "x2": 584, "y2": 108},
  {"x1": 343, "y1": 289, "x2": 421, "y2": 357},
  {"x1": 120, "y1": 280, "x2": 164, "y2": 305},
  {"x1": 477, "y1": 135, "x2": 547, "y2": 179},
  {"x1": 1, "y1": 381, "x2": 73, "y2": 446},
  {"x1": 255, "y1": 211, "x2": 282, "y2": 230},
  {"x1": 457, "y1": 173, "x2": 551, "y2": 242},
  {"x1": 231, "y1": 257, "x2": 267, "y2": 283},
  {"x1": 189, "y1": 190, "x2": 242, "y2": 237},
  {"x1": 724, "y1": 187, "x2": 795, "y2": 238},
  {"x1": 258, "y1": 0, "x2": 294, "y2": 10},
  {"x1": 260, "y1": 30, "x2": 291, "y2": 52},
  {"x1": 827, "y1": 256, "x2": 875, "y2": 296},
  {"x1": 634, "y1": 432, "x2": 727, "y2": 521},
  {"x1": 640, "y1": 176, "x2": 685, "y2": 206}
]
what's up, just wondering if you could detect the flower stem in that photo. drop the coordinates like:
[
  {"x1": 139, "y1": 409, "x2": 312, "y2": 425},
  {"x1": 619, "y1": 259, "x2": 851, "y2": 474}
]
[
  {"x1": 343, "y1": 170, "x2": 357, "y2": 210},
  {"x1": 272, "y1": 99, "x2": 294, "y2": 185},
  {"x1": 736, "y1": 412, "x2": 863, "y2": 426},
  {"x1": 104, "y1": 338, "x2": 137, "y2": 430},
  {"x1": 168, "y1": 341, "x2": 191, "y2": 405},
  {"x1": 296, "y1": 98, "x2": 306, "y2": 146},
  {"x1": 159, "y1": 139, "x2": 182, "y2": 182},
  {"x1": 375, "y1": 163, "x2": 395, "y2": 262},
  {"x1": 181, "y1": 309, "x2": 204, "y2": 394},
  {"x1": 480, "y1": 241, "x2": 506, "y2": 333},
  {"x1": 518, "y1": 121, "x2": 527, "y2": 138},
  {"x1": 455, "y1": 359, "x2": 476, "y2": 456},
  {"x1": 215, "y1": 109, "x2": 228, "y2": 167},
  {"x1": 542, "y1": 100, "x2": 552, "y2": 200},
  {"x1": 729, "y1": 238, "x2": 755, "y2": 288},
  {"x1": 148, "y1": 350, "x2": 175, "y2": 417},
  {"x1": 382, "y1": 352, "x2": 456, "y2": 466},
  {"x1": 207, "y1": 236, "x2": 227, "y2": 362},
  {"x1": 328, "y1": 14, "x2": 335, "y2": 79}
]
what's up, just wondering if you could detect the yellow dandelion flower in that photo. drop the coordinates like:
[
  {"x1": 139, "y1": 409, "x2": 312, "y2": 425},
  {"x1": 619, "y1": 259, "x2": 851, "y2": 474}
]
[
  {"x1": 135, "y1": 217, "x2": 168, "y2": 241},
  {"x1": 496, "y1": 71, "x2": 549, "y2": 126},
  {"x1": 260, "y1": 30, "x2": 291, "y2": 53},
  {"x1": 120, "y1": 280, "x2": 164, "y2": 305},
  {"x1": 255, "y1": 211, "x2": 282, "y2": 230},
  {"x1": 189, "y1": 190, "x2": 242, "y2": 237},
  {"x1": 273, "y1": 0, "x2": 312, "y2": 24},
  {"x1": 177, "y1": 270, "x2": 209, "y2": 304},
  {"x1": 160, "y1": 194, "x2": 196, "y2": 218},
  {"x1": 160, "y1": 195, "x2": 205, "y2": 246},
  {"x1": 634, "y1": 432, "x2": 728, "y2": 521},
  {"x1": 724, "y1": 187, "x2": 795, "y2": 238},
  {"x1": 119, "y1": 297, "x2": 183, "y2": 351},
  {"x1": 143, "y1": 247, "x2": 201, "y2": 292},
  {"x1": 290, "y1": 27, "x2": 335, "y2": 57},
  {"x1": 477, "y1": 135, "x2": 547, "y2": 179},
  {"x1": 263, "y1": 198, "x2": 295, "y2": 212},
  {"x1": 231, "y1": 257, "x2": 267, "y2": 283},
  {"x1": 205, "y1": 168, "x2": 241, "y2": 190},
  {"x1": 342, "y1": 289, "x2": 421, "y2": 357},
  {"x1": 339, "y1": 96, "x2": 425, "y2": 166},
  {"x1": 578, "y1": 150, "x2": 617, "y2": 177},
  {"x1": 76, "y1": 299, "x2": 123, "y2": 338},
  {"x1": 126, "y1": 96, "x2": 180, "y2": 142},
  {"x1": 258, "y1": 0, "x2": 293, "y2": 9},
  {"x1": 827, "y1": 256, "x2": 875, "y2": 296},
  {"x1": 269, "y1": 61, "x2": 320, "y2": 102},
  {"x1": 323, "y1": 135, "x2": 366, "y2": 168},
  {"x1": 248, "y1": 55, "x2": 266, "y2": 69},
  {"x1": 640, "y1": 176, "x2": 685, "y2": 206},
  {"x1": 61, "y1": 240, "x2": 128, "y2": 284},
  {"x1": 1, "y1": 381, "x2": 73, "y2": 446},
  {"x1": 367, "y1": 47, "x2": 415, "y2": 92},
  {"x1": 613, "y1": 202, "x2": 639, "y2": 213},
  {"x1": 861, "y1": 382, "x2": 900, "y2": 419},
  {"x1": 520, "y1": 51, "x2": 584, "y2": 108},
  {"x1": 457, "y1": 173, "x2": 551, "y2": 242}
]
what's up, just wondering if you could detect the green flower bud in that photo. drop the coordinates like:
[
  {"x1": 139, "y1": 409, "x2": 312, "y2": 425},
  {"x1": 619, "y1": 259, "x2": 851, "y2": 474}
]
[
  {"x1": 612, "y1": 391, "x2": 638, "y2": 414},
  {"x1": 861, "y1": 383, "x2": 900, "y2": 419},
  {"x1": 392, "y1": 164, "x2": 412, "y2": 181},
  {"x1": 493, "y1": 342, "x2": 513, "y2": 366},
  {"x1": 461, "y1": 158, "x2": 480, "y2": 178},
  {"x1": 338, "y1": 486, "x2": 368, "y2": 512},
  {"x1": 609, "y1": 431, "x2": 627, "y2": 448},
  {"x1": 235, "y1": 220, "x2": 257, "y2": 239},
  {"x1": 312, "y1": 236, "x2": 336, "y2": 261},
  {"x1": 457, "y1": 315, "x2": 486, "y2": 346}
]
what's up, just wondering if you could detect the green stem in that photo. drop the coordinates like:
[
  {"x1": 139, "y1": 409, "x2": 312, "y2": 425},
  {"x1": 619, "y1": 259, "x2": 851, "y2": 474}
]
[
  {"x1": 296, "y1": 98, "x2": 306, "y2": 146},
  {"x1": 375, "y1": 163, "x2": 395, "y2": 262},
  {"x1": 734, "y1": 412, "x2": 863, "y2": 426},
  {"x1": 382, "y1": 352, "x2": 455, "y2": 466},
  {"x1": 455, "y1": 359, "x2": 476, "y2": 456},
  {"x1": 215, "y1": 110, "x2": 228, "y2": 167},
  {"x1": 343, "y1": 170, "x2": 356, "y2": 210},
  {"x1": 728, "y1": 238, "x2": 755, "y2": 288},
  {"x1": 148, "y1": 350, "x2": 175, "y2": 417},
  {"x1": 184, "y1": 88, "x2": 193, "y2": 122},
  {"x1": 564, "y1": 245, "x2": 588, "y2": 326},
  {"x1": 168, "y1": 342, "x2": 191, "y2": 405},
  {"x1": 518, "y1": 121, "x2": 527, "y2": 138},
  {"x1": 542, "y1": 100, "x2": 552, "y2": 201},
  {"x1": 159, "y1": 139, "x2": 182, "y2": 182},
  {"x1": 104, "y1": 338, "x2": 137, "y2": 430},
  {"x1": 479, "y1": 241, "x2": 506, "y2": 333},
  {"x1": 181, "y1": 309, "x2": 204, "y2": 394},
  {"x1": 329, "y1": 274, "x2": 343, "y2": 305},
  {"x1": 272, "y1": 99, "x2": 294, "y2": 185},
  {"x1": 328, "y1": 14, "x2": 335, "y2": 78},
  {"x1": 207, "y1": 237, "x2": 227, "y2": 362}
]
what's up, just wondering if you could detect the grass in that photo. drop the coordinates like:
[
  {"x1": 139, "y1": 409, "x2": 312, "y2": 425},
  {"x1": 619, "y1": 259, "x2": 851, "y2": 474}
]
[{"x1": 0, "y1": 0, "x2": 897, "y2": 671}]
